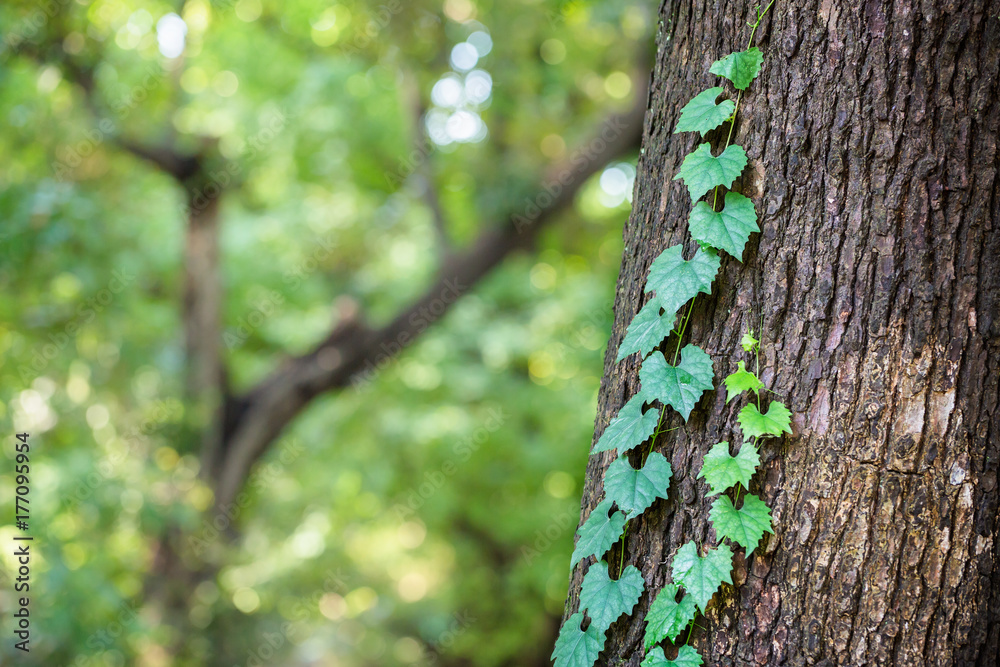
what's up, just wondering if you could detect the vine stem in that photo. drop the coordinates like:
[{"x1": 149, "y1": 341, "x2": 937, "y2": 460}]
[
  {"x1": 756, "y1": 310, "x2": 763, "y2": 409},
  {"x1": 748, "y1": 0, "x2": 777, "y2": 47},
  {"x1": 618, "y1": 520, "x2": 629, "y2": 578},
  {"x1": 646, "y1": 415, "x2": 680, "y2": 461},
  {"x1": 646, "y1": 407, "x2": 668, "y2": 459},
  {"x1": 671, "y1": 298, "x2": 697, "y2": 365},
  {"x1": 711, "y1": 0, "x2": 776, "y2": 212}
]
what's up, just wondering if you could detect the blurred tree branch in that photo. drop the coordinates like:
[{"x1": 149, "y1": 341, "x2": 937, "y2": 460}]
[
  {"x1": 21, "y1": 15, "x2": 650, "y2": 528},
  {"x1": 211, "y1": 79, "x2": 649, "y2": 507}
]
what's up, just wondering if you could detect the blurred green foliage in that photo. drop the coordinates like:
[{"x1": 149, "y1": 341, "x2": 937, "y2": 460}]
[{"x1": 0, "y1": 0, "x2": 650, "y2": 664}]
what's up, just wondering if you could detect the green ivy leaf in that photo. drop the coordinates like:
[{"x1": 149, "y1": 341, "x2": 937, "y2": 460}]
[
  {"x1": 674, "y1": 87, "x2": 735, "y2": 134},
  {"x1": 552, "y1": 612, "x2": 606, "y2": 667},
  {"x1": 740, "y1": 331, "x2": 759, "y2": 353},
  {"x1": 688, "y1": 192, "x2": 759, "y2": 259},
  {"x1": 709, "y1": 47, "x2": 764, "y2": 90},
  {"x1": 604, "y1": 452, "x2": 673, "y2": 517},
  {"x1": 641, "y1": 646, "x2": 704, "y2": 667},
  {"x1": 579, "y1": 561, "x2": 645, "y2": 633},
  {"x1": 592, "y1": 393, "x2": 658, "y2": 454},
  {"x1": 644, "y1": 245, "x2": 720, "y2": 319},
  {"x1": 639, "y1": 346, "x2": 715, "y2": 422},
  {"x1": 710, "y1": 494, "x2": 774, "y2": 552},
  {"x1": 674, "y1": 144, "x2": 748, "y2": 202},
  {"x1": 671, "y1": 542, "x2": 734, "y2": 612},
  {"x1": 617, "y1": 301, "x2": 676, "y2": 362},
  {"x1": 643, "y1": 584, "x2": 697, "y2": 649},
  {"x1": 738, "y1": 401, "x2": 792, "y2": 438},
  {"x1": 571, "y1": 500, "x2": 628, "y2": 566},
  {"x1": 698, "y1": 441, "x2": 760, "y2": 495},
  {"x1": 724, "y1": 360, "x2": 763, "y2": 404}
]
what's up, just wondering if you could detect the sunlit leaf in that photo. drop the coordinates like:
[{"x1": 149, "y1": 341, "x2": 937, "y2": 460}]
[
  {"x1": 709, "y1": 494, "x2": 773, "y2": 552},
  {"x1": 709, "y1": 47, "x2": 764, "y2": 90},
  {"x1": 698, "y1": 441, "x2": 759, "y2": 495},
  {"x1": 738, "y1": 401, "x2": 792, "y2": 438},
  {"x1": 724, "y1": 360, "x2": 763, "y2": 404},
  {"x1": 671, "y1": 542, "x2": 734, "y2": 612},
  {"x1": 643, "y1": 584, "x2": 697, "y2": 648}
]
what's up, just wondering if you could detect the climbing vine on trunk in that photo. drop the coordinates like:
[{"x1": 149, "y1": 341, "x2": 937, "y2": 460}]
[{"x1": 552, "y1": 4, "x2": 791, "y2": 666}]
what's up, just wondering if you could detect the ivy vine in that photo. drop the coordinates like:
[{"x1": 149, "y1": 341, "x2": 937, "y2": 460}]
[{"x1": 554, "y1": 5, "x2": 787, "y2": 667}]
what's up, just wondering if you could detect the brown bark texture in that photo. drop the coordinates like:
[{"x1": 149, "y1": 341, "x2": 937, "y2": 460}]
[{"x1": 562, "y1": 1, "x2": 1000, "y2": 665}]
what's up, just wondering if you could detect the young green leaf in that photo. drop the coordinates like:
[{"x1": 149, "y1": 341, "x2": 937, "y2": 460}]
[
  {"x1": 617, "y1": 300, "x2": 676, "y2": 362},
  {"x1": 688, "y1": 192, "x2": 759, "y2": 259},
  {"x1": 592, "y1": 393, "x2": 657, "y2": 454},
  {"x1": 641, "y1": 645, "x2": 704, "y2": 667},
  {"x1": 640, "y1": 346, "x2": 715, "y2": 422},
  {"x1": 579, "y1": 561, "x2": 645, "y2": 633},
  {"x1": 710, "y1": 494, "x2": 774, "y2": 552},
  {"x1": 674, "y1": 87, "x2": 735, "y2": 134},
  {"x1": 644, "y1": 245, "x2": 720, "y2": 318},
  {"x1": 709, "y1": 47, "x2": 764, "y2": 90},
  {"x1": 698, "y1": 441, "x2": 759, "y2": 495},
  {"x1": 671, "y1": 542, "x2": 734, "y2": 612},
  {"x1": 674, "y1": 144, "x2": 748, "y2": 202},
  {"x1": 643, "y1": 584, "x2": 697, "y2": 649},
  {"x1": 738, "y1": 401, "x2": 792, "y2": 438},
  {"x1": 603, "y1": 452, "x2": 673, "y2": 517},
  {"x1": 571, "y1": 500, "x2": 628, "y2": 566},
  {"x1": 741, "y1": 331, "x2": 759, "y2": 353},
  {"x1": 724, "y1": 360, "x2": 763, "y2": 403},
  {"x1": 552, "y1": 612, "x2": 606, "y2": 667}
]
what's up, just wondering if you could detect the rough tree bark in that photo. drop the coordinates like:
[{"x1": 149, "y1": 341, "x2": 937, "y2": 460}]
[{"x1": 562, "y1": 1, "x2": 1000, "y2": 665}]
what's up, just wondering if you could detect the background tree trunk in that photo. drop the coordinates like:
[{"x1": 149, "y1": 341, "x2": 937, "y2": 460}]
[{"x1": 563, "y1": 1, "x2": 1000, "y2": 665}]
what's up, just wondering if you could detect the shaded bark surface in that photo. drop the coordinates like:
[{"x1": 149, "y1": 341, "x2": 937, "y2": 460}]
[{"x1": 563, "y1": 0, "x2": 1000, "y2": 665}]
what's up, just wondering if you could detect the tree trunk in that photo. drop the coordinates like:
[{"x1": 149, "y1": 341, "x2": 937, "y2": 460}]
[{"x1": 563, "y1": 1, "x2": 1000, "y2": 665}]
